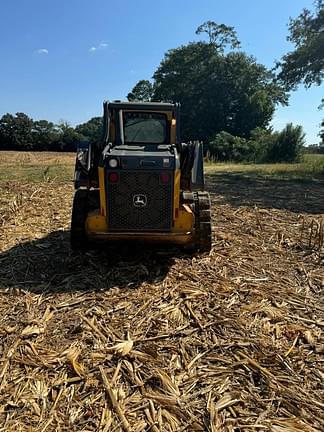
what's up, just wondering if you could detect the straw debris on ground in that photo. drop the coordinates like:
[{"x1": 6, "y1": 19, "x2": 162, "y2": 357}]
[{"x1": 0, "y1": 152, "x2": 323, "y2": 431}]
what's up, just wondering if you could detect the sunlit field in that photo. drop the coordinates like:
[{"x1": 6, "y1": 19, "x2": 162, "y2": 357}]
[
  {"x1": 206, "y1": 153, "x2": 324, "y2": 180},
  {"x1": 0, "y1": 151, "x2": 323, "y2": 183}
]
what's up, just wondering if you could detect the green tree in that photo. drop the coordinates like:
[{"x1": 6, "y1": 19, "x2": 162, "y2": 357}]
[
  {"x1": 53, "y1": 121, "x2": 84, "y2": 151},
  {"x1": 320, "y1": 119, "x2": 324, "y2": 144},
  {"x1": 152, "y1": 38, "x2": 286, "y2": 141},
  {"x1": 207, "y1": 124, "x2": 305, "y2": 163},
  {"x1": 0, "y1": 113, "x2": 15, "y2": 150},
  {"x1": 278, "y1": 1, "x2": 323, "y2": 145},
  {"x1": 278, "y1": 0, "x2": 324, "y2": 89},
  {"x1": 208, "y1": 131, "x2": 251, "y2": 162},
  {"x1": 127, "y1": 80, "x2": 154, "y2": 101},
  {"x1": 264, "y1": 123, "x2": 305, "y2": 163},
  {"x1": 75, "y1": 117, "x2": 103, "y2": 143},
  {"x1": 0, "y1": 112, "x2": 34, "y2": 150},
  {"x1": 195, "y1": 21, "x2": 241, "y2": 52},
  {"x1": 32, "y1": 120, "x2": 60, "y2": 151}
]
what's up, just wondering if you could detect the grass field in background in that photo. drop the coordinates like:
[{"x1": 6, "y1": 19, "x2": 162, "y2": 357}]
[
  {"x1": 0, "y1": 151, "x2": 75, "y2": 182},
  {"x1": 0, "y1": 151, "x2": 323, "y2": 183},
  {"x1": 206, "y1": 153, "x2": 324, "y2": 181}
]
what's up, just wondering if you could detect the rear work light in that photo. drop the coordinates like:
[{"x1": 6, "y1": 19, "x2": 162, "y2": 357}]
[
  {"x1": 108, "y1": 172, "x2": 119, "y2": 183},
  {"x1": 108, "y1": 158, "x2": 118, "y2": 168}
]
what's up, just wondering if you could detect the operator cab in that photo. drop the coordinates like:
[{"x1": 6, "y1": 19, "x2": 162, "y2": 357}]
[{"x1": 103, "y1": 101, "x2": 180, "y2": 150}]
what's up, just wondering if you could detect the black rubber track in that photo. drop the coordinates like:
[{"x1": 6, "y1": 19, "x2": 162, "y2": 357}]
[{"x1": 193, "y1": 191, "x2": 212, "y2": 252}]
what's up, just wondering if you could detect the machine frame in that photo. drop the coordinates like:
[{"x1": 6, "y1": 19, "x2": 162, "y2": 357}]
[{"x1": 71, "y1": 100, "x2": 211, "y2": 252}]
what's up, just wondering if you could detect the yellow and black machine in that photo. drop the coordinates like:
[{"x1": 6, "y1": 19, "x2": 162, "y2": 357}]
[{"x1": 71, "y1": 100, "x2": 212, "y2": 252}]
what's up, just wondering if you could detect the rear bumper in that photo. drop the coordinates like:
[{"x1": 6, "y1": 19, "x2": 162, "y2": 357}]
[{"x1": 87, "y1": 231, "x2": 194, "y2": 245}]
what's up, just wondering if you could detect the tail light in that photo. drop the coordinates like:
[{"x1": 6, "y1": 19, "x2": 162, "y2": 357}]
[
  {"x1": 160, "y1": 173, "x2": 170, "y2": 184},
  {"x1": 108, "y1": 172, "x2": 119, "y2": 183}
]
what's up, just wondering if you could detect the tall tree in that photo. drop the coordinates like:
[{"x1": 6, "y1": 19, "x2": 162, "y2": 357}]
[
  {"x1": 54, "y1": 121, "x2": 84, "y2": 151},
  {"x1": 278, "y1": 0, "x2": 324, "y2": 89},
  {"x1": 32, "y1": 120, "x2": 60, "y2": 151},
  {"x1": 0, "y1": 113, "x2": 15, "y2": 150},
  {"x1": 195, "y1": 21, "x2": 241, "y2": 52},
  {"x1": 152, "y1": 38, "x2": 287, "y2": 141},
  {"x1": 127, "y1": 80, "x2": 154, "y2": 101},
  {"x1": 75, "y1": 117, "x2": 103, "y2": 143},
  {"x1": 0, "y1": 112, "x2": 34, "y2": 150},
  {"x1": 278, "y1": 1, "x2": 324, "y2": 145}
]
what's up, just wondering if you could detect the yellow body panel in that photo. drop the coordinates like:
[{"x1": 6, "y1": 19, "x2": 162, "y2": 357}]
[
  {"x1": 173, "y1": 204, "x2": 194, "y2": 232},
  {"x1": 86, "y1": 211, "x2": 108, "y2": 233},
  {"x1": 88, "y1": 231, "x2": 193, "y2": 245},
  {"x1": 85, "y1": 204, "x2": 195, "y2": 245},
  {"x1": 170, "y1": 118, "x2": 176, "y2": 143},
  {"x1": 98, "y1": 167, "x2": 106, "y2": 216},
  {"x1": 173, "y1": 169, "x2": 181, "y2": 219}
]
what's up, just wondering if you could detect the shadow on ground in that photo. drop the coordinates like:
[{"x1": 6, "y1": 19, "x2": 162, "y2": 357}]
[
  {"x1": 0, "y1": 231, "x2": 178, "y2": 294},
  {"x1": 206, "y1": 171, "x2": 324, "y2": 214}
]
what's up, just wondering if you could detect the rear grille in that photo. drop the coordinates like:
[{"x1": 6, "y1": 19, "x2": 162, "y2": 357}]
[{"x1": 107, "y1": 171, "x2": 173, "y2": 231}]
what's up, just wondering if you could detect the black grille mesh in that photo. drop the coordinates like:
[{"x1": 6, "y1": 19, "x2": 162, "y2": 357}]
[{"x1": 107, "y1": 171, "x2": 173, "y2": 231}]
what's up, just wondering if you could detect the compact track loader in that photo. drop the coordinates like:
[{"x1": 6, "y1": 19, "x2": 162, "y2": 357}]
[{"x1": 71, "y1": 101, "x2": 212, "y2": 251}]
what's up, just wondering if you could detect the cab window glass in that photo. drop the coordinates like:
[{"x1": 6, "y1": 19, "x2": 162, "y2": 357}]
[{"x1": 123, "y1": 112, "x2": 167, "y2": 144}]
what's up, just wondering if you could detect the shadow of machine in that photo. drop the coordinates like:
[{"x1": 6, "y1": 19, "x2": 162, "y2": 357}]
[
  {"x1": 0, "y1": 230, "x2": 179, "y2": 294},
  {"x1": 206, "y1": 172, "x2": 324, "y2": 214}
]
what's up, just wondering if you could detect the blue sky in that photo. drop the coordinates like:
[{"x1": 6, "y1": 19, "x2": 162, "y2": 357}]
[{"x1": 0, "y1": 0, "x2": 322, "y2": 144}]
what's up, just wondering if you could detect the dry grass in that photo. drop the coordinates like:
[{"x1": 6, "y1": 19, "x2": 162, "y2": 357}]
[
  {"x1": 0, "y1": 151, "x2": 75, "y2": 166},
  {"x1": 0, "y1": 151, "x2": 75, "y2": 182},
  {"x1": 205, "y1": 153, "x2": 324, "y2": 181},
  {"x1": 0, "y1": 152, "x2": 323, "y2": 431}
]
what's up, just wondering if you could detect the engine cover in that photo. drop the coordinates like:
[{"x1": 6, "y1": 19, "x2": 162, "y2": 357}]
[
  {"x1": 104, "y1": 146, "x2": 177, "y2": 232},
  {"x1": 107, "y1": 170, "x2": 173, "y2": 231}
]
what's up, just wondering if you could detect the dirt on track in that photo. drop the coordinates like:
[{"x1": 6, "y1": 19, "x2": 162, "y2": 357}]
[{"x1": 0, "y1": 169, "x2": 323, "y2": 432}]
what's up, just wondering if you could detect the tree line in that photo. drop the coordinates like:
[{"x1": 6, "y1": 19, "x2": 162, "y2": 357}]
[
  {"x1": 0, "y1": 1, "x2": 323, "y2": 162},
  {"x1": 0, "y1": 114, "x2": 102, "y2": 152}
]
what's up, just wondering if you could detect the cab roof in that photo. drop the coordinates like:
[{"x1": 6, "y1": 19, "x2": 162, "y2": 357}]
[{"x1": 106, "y1": 100, "x2": 178, "y2": 111}]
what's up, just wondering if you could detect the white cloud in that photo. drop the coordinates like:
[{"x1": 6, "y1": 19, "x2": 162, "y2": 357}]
[
  {"x1": 89, "y1": 41, "x2": 108, "y2": 52},
  {"x1": 36, "y1": 48, "x2": 49, "y2": 55}
]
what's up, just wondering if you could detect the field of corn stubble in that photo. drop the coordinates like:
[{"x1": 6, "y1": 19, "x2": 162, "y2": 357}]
[{"x1": 0, "y1": 151, "x2": 323, "y2": 432}]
